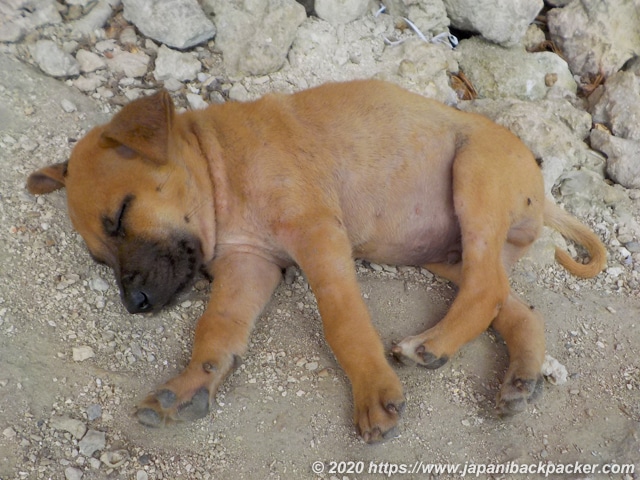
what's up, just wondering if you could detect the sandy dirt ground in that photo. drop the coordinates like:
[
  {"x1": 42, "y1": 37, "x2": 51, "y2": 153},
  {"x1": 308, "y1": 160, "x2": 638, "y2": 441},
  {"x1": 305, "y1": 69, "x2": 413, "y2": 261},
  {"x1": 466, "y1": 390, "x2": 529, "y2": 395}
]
[{"x1": 0, "y1": 52, "x2": 639, "y2": 480}]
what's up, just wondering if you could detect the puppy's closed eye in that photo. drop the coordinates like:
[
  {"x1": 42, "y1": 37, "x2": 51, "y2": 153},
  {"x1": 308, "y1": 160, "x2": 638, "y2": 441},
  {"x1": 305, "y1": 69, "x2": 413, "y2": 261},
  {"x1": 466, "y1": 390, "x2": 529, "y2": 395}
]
[{"x1": 102, "y1": 195, "x2": 135, "y2": 237}]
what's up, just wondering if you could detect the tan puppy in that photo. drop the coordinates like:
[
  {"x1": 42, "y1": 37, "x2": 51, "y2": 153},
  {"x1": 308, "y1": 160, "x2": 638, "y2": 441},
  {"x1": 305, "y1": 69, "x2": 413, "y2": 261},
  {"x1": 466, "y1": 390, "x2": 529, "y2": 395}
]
[{"x1": 27, "y1": 80, "x2": 606, "y2": 443}]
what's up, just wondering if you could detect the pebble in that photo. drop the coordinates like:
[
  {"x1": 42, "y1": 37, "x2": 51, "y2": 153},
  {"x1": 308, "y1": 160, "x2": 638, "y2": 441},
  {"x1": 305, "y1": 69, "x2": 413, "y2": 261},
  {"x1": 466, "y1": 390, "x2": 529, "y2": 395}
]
[
  {"x1": 86, "y1": 404, "x2": 102, "y2": 421},
  {"x1": 76, "y1": 49, "x2": 106, "y2": 73},
  {"x1": 30, "y1": 40, "x2": 80, "y2": 77},
  {"x1": 541, "y1": 355, "x2": 568, "y2": 385},
  {"x1": 107, "y1": 50, "x2": 151, "y2": 78},
  {"x1": 187, "y1": 93, "x2": 208, "y2": 110},
  {"x1": 137, "y1": 471, "x2": 149, "y2": 480},
  {"x1": 606, "y1": 266, "x2": 624, "y2": 277},
  {"x1": 3, "y1": 427, "x2": 16, "y2": 439},
  {"x1": 625, "y1": 241, "x2": 640, "y2": 253},
  {"x1": 89, "y1": 277, "x2": 109, "y2": 292},
  {"x1": 228, "y1": 83, "x2": 249, "y2": 102},
  {"x1": 60, "y1": 98, "x2": 78, "y2": 113},
  {"x1": 72, "y1": 346, "x2": 95, "y2": 362},
  {"x1": 100, "y1": 449, "x2": 129, "y2": 468},
  {"x1": 20, "y1": 137, "x2": 39, "y2": 152},
  {"x1": 305, "y1": 361, "x2": 318, "y2": 371},
  {"x1": 78, "y1": 430, "x2": 106, "y2": 456},
  {"x1": 64, "y1": 467, "x2": 83, "y2": 480},
  {"x1": 154, "y1": 45, "x2": 201, "y2": 82},
  {"x1": 50, "y1": 416, "x2": 87, "y2": 439}
]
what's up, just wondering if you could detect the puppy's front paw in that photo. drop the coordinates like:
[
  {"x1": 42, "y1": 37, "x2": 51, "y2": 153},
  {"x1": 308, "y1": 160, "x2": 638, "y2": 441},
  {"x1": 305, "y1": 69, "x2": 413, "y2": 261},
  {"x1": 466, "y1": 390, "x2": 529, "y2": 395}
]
[
  {"x1": 137, "y1": 386, "x2": 211, "y2": 427},
  {"x1": 353, "y1": 372, "x2": 405, "y2": 443},
  {"x1": 135, "y1": 358, "x2": 236, "y2": 427}
]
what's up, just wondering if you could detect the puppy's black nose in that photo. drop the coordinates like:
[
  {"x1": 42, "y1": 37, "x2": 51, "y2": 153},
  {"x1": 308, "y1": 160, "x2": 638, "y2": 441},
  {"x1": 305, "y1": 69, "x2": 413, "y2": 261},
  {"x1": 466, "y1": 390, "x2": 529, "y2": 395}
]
[{"x1": 123, "y1": 289, "x2": 152, "y2": 314}]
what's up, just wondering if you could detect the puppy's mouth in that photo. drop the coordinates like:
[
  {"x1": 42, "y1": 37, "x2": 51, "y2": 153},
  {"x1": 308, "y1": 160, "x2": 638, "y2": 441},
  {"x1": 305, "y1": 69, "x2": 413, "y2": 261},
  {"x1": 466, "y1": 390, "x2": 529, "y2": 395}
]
[{"x1": 112, "y1": 234, "x2": 204, "y2": 314}]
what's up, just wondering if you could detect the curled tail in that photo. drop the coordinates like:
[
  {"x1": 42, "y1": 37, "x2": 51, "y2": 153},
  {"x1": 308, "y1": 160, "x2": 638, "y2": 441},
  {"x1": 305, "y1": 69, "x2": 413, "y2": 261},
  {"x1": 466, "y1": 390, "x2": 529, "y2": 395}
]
[{"x1": 543, "y1": 199, "x2": 607, "y2": 279}]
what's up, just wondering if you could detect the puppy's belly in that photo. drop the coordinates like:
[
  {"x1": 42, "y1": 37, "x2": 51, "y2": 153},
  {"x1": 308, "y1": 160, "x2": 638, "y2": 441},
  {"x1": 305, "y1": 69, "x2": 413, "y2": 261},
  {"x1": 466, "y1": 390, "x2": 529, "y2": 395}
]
[{"x1": 352, "y1": 217, "x2": 461, "y2": 267}]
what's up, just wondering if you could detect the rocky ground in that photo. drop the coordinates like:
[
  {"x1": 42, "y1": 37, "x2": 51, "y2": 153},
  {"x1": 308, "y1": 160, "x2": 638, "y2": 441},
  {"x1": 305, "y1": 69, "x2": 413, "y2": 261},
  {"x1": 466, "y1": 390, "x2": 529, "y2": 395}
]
[{"x1": 0, "y1": 1, "x2": 639, "y2": 479}]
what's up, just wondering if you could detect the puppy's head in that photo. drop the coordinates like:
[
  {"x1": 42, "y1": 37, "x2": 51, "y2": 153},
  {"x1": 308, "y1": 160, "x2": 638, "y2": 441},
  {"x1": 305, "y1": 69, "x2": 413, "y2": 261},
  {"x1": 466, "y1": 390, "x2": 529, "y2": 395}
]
[{"x1": 27, "y1": 91, "x2": 216, "y2": 313}]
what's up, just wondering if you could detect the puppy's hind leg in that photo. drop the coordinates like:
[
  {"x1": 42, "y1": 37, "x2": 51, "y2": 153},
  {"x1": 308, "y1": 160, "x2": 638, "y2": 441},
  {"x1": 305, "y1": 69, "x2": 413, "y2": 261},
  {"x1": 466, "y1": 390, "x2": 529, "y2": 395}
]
[
  {"x1": 392, "y1": 142, "x2": 514, "y2": 368},
  {"x1": 492, "y1": 294, "x2": 545, "y2": 416},
  {"x1": 394, "y1": 243, "x2": 546, "y2": 415}
]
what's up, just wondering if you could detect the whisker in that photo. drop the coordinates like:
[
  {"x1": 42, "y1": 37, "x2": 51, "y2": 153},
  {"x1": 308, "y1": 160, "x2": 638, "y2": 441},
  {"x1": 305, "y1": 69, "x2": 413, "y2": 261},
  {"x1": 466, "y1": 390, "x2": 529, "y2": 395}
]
[
  {"x1": 156, "y1": 168, "x2": 175, "y2": 192},
  {"x1": 184, "y1": 199, "x2": 211, "y2": 222}
]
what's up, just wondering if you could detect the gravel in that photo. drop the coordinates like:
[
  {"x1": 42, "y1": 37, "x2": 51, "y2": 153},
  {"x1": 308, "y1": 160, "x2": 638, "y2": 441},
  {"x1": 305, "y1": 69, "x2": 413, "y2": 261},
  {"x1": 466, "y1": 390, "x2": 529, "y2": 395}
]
[{"x1": 0, "y1": 1, "x2": 638, "y2": 479}]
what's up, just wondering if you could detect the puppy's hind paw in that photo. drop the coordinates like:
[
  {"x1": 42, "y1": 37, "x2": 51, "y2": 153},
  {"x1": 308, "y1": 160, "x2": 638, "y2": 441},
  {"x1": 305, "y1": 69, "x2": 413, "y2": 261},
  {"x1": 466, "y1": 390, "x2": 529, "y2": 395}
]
[
  {"x1": 496, "y1": 375, "x2": 543, "y2": 417},
  {"x1": 391, "y1": 339, "x2": 449, "y2": 369}
]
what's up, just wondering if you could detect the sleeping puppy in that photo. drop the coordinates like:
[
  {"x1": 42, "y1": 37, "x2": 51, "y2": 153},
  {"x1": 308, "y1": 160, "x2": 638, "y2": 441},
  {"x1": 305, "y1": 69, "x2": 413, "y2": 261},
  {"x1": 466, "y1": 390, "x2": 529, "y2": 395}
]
[{"x1": 27, "y1": 80, "x2": 606, "y2": 443}]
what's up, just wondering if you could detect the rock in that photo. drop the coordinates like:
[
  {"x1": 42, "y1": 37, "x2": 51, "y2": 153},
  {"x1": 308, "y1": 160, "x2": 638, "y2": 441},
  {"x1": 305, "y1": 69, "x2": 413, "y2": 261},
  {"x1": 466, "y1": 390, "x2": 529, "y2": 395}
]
[
  {"x1": 106, "y1": 49, "x2": 151, "y2": 78},
  {"x1": 61, "y1": 99, "x2": 78, "y2": 113},
  {"x1": 558, "y1": 169, "x2": 629, "y2": 216},
  {"x1": 100, "y1": 449, "x2": 129, "y2": 468},
  {"x1": 541, "y1": 355, "x2": 568, "y2": 385},
  {"x1": 590, "y1": 129, "x2": 640, "y2": 190},
  {"x1": 456, "y1": 37, "x2": 576, "y2": 101},
  {"x1": 50, "y1": 416, "x2": 87, "y2": 439},
  {"x1": 30, "y1": 40, "x2": 80, "y2": 78},
  {"x1": 72, "y1": 346, "x2": 95, "y2": 362},
  {"x1": 379, "y1": 40, "x2": 459, "y2": 104},
  {"x1": 89, "y1": 277, "x2": 109, "y2": 292},
  {"x1": 78, "y1": 429, "x2": 106, "y2": 456},
  {"x1": 521, "y1": 228, "x2": 565, "y2": 269},
  {"x1": 228, "y1": 83, "x2": 249, "y2": 102},
  {"x1": 591, "y1": 71, "x2": 640, "y2": 141},
  {"x1": 119, "y1": 26, "x2": 138, "y2": 45},
  {"x1": 203, "y1": 0, "x2": 306, "y2": 75},
  {"x1": 163, "y1": 77, "x2": 183, "y2": 92},
  {"x1": 548, "y1": 0, "x2": 640, "y2": 77},
  {"x1": 137, "y1": 471, "x2": 149, "y2": 480},
  {"x1": 187, "y1": 93, "x2": 208, "y2": 110},
  {"x1": 523, "y1": 24, "x2": 546, "y2": 51},
  {"x1": 458, "y1": 97, "x2": 593, "y2": 192},
  {"x1": 0, "y1": 0, "x2": 62, "y2": 43},
  {"x1": 64, "y1": 467, "x2": 83, "y2": 480},
  {"x1": 2, "y1": 426, "x2": 16, "y2": 439},
  {"x1": 71, "y1": 0, "x2": 120, "y2": 37},
  {"x1": 86, "y1": 404, "x2": 102, "y2": 421},
  {"x1": 153, "y1": 45, "x2": 202, "y2": 82},
  {"x1": 627, "y1": 57, "x2": 640, "y2": 75},
  {"x1": 73, "y1": 74, "x2": 105, "y2": 92},
  {"x1": 382, "y1": 0, "x2": 450, "y2": 36},
  {"x1": 0, "y1": 21, "x2": 24, "y2": 43},
  {"x1": 122, "y1": 0, "x2": 216, "y2": 50},
  {"x1": 404, "y1": 0, "x2": 450, "y2": 37},
  {"x1": 75, "y1": 50, "x2": 106, "y2": 73},
  {"x1": 442, "y1": 0, "x2": 542, "y2": 46},
  {"x1": 315, "y1": 0, "x2": 371, "y2": 25}
]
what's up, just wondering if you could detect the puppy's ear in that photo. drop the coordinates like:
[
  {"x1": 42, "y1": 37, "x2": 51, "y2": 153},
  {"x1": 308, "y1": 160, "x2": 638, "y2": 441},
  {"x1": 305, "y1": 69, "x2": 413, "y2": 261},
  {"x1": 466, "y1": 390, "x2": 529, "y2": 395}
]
[
  {"x1": 26, "y1": 162, "x2": 68, "y2": 194},
  {"x1": 100, "y1": 90, "x2": 174, "y2": 165}
]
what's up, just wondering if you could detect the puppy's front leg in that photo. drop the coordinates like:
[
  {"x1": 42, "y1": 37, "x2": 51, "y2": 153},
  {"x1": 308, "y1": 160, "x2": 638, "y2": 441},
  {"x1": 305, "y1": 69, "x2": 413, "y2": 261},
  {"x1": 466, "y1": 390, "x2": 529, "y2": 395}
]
[
  {"x1": 286, "y1": 221, "x2": 405, "y2": 443},
  {"x1": 136, "y1": 252, "x2": 282, "y2": 426}
]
